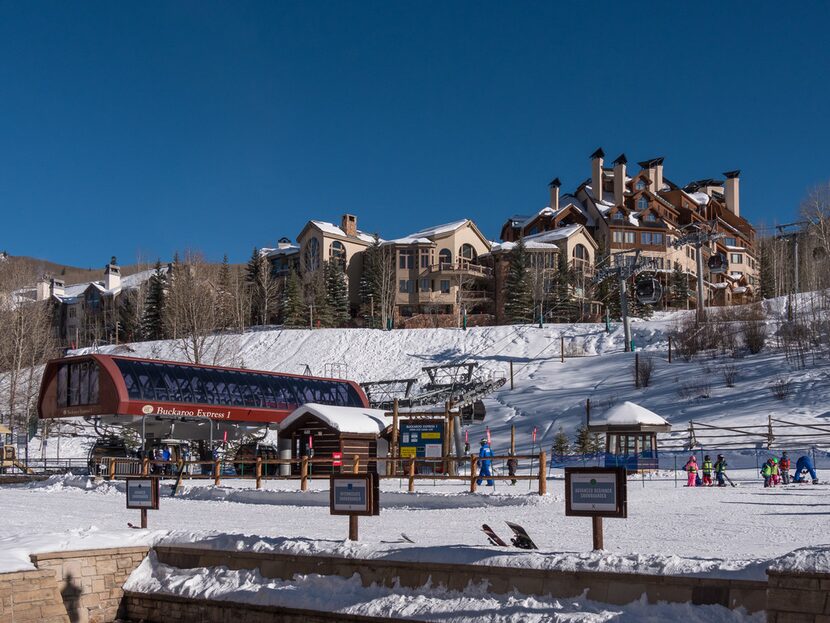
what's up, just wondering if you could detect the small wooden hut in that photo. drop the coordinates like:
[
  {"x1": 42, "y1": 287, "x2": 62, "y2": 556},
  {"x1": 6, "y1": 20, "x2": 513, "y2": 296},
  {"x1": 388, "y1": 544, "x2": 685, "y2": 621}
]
[
  {"x1": 279, "y1": 404, "x2": 388, "y2": 475},
  {"x1": 588, "y1": 401, "x2": 671, "y2": 472}
]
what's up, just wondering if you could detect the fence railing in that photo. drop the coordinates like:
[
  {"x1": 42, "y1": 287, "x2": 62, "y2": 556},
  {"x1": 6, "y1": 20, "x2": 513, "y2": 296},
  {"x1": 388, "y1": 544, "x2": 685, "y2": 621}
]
[{"x1": 101, "y1": 452, "x2": 548, "y2": 496}]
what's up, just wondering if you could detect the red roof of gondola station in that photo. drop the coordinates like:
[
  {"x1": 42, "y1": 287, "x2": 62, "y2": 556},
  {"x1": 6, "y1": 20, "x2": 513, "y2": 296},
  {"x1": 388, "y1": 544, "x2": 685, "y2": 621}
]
[{"x1": 37, "y1": 354, "x2": 369, "y2": 425}]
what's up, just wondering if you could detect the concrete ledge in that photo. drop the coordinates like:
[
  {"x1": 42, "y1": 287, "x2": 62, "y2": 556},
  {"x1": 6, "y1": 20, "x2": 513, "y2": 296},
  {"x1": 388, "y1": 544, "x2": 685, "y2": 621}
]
[
  {"x1": 155, "y1": 545, "x2": 768, "y2": 613},
  {"x1": 123, "y1": 590, "x2": 408, "y2": 623}
]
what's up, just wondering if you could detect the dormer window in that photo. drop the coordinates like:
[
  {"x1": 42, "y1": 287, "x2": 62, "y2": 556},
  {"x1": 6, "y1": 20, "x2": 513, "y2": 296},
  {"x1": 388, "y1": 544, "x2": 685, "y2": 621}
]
[
  {"x1": 635, "y1": 180, "x2": 646, "y2": 191},
  {"x1": 612, "y1": 211, "x2": 624, "y2": 221},
  {"x1": 644, "y1": 212, "x2": 657, "y2": 222},
  {"x1": 637, "y1": 197, "x2": 649, "y2": 211}
]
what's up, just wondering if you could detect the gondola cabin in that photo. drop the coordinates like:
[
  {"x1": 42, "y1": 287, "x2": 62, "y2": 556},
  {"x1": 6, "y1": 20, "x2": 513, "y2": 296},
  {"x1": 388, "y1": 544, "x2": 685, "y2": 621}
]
[
  {"x1": 588, "y1": 401, "x2": 671, "y2": 472},
  {"x1": 279, "y1": 404, "x2": 388, "y2": 475}
]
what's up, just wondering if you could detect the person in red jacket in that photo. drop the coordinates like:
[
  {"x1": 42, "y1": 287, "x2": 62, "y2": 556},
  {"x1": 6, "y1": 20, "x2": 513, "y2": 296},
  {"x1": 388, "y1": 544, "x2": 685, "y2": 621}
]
[
  {"x1": 779, "y1": 452, "x2": 791, "y2": 485},
  {"x1": 684, "y1": 455, "x2": 698, "y2": 487}
]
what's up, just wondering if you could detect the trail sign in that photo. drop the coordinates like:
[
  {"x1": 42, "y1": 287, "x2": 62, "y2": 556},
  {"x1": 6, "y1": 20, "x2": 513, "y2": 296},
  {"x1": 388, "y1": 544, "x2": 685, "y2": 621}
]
[
  {"x1": 125, "y1": 477, "x2": 159, "y2": 529},
  {"x1": 400, "y1": 420, "x2": 444, "y2": 462},
  {"x1": 329, "y1": 473, "x2": 379, "y2": 541},
  {"x1": 564, "y1": 467, "x2": 627, "y2": 550}
]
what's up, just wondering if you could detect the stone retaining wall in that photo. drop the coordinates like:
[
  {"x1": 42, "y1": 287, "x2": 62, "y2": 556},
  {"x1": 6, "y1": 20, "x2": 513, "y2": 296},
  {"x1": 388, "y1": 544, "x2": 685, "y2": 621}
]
[
  {"x1": 767, "y1": 569, "x2": 830, "y2": 622},
  {"x1": 123, "y1": 591, "x2": 405, "y2": 623},
  {"x1": 30, "y1": 546, "x2": 149, "y2": 623},
  {"x1": 155, "y1": 545, "x2": 768, "y2": 613},
  {"x1": 0, "y1": 568, "x2": 70, "y2": 623}
]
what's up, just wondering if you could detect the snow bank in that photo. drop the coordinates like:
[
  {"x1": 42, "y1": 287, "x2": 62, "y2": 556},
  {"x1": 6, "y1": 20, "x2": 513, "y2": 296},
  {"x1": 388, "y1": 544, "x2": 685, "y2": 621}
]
[
  {"x1": 769, "y1": 545, "x2": 830, "y2": 574},
  {"x1": 124, "y1": 551, "x2": 763, "y2": 622}
]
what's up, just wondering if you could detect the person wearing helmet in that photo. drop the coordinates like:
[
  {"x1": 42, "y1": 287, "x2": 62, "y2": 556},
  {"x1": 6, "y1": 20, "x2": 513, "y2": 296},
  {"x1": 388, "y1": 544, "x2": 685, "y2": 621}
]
[
  {"x1": 761, "y1": 458, "x2": 775, "y2": 487},
  {"x1": 779, "y1": 452, "x2": 791, "y2": 485},
  {"x1": 771, "y1": 458, "x2": 781, "y2": 486},
  {"x1": 684, "y1": 455, "x2": 698, "y2": 487},
  {"x1": 476, "y1": 438, "x2": 494, "y2": 487},
  {"x1": 714, "y1": 454, "x2": 728, "y2": 487},
  {"x1": 702, "y1": 455, "x2": 713, "y2": 487}
]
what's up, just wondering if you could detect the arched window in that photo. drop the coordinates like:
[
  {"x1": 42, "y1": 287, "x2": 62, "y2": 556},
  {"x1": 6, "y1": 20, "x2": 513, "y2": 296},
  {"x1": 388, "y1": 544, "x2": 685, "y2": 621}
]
[
  {"x1": 635, "y1": 180, "x2": 646, "y2": 191},
  {"x1": 458, "y1": 243, "x2": 477, "y2": 265},
  {"x1": 573, "y1": 244, "x2": 588, "y2": 260},
  {"x1": 304, "y1": 238, "x2": 320, "y2": 272},
  {"x1": 329, "y1": 241, "x2": 347, "y2": 268},
  {"x1": 637, "y1": 196, "x2": 649, "y2": 211},
  {"x1": 439, "y1": 248, "x2": 452, "y2": 269}
]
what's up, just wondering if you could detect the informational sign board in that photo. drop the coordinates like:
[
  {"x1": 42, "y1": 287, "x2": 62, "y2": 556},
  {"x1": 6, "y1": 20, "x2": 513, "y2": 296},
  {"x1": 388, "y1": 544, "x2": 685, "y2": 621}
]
[
  {"x1": 332, "y1": 451, "x2": 343, "y2": 467},
  {"x1": 399, "y1": 420, "x2": 444, "y2": 460},
  {"x1": 564, "y1": 467, "x2": 627, "y2": 518},
  {"x1": 330, "y1": 474, "x2": 378, "y2": 516},
  {"x1": 126, "y1": 477, "x2": 159, "y2": 510}
]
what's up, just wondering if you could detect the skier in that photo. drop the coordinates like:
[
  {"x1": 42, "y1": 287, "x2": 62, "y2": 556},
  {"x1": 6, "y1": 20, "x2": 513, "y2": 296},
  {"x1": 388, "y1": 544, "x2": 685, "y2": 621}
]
[
  {"x1": 477, "y1": 439, "x2": 495, "y2": 487},
  {"x1": 507, "y1": 452, "x2": 518, "y2": 486},
  {"x1": 779, "y1": 452, "x2": 791, "y2": 485},
  {"x1": 771, "y1": 458, "x2": 781, "y2": 486},
  {"x1": 792, "y1": 455, "x2": 819, "y2": 484},
  {"x1": 714, "y1": 454, "x2": 728, "y2": 487},
  {"x1": 684, "y1": 455, "x2": 698, "y2": 487},
  {"x1": 702, "y1": 455, "x2": 713, "y2": 487},
  {"x1": 761, "y1": 458, "x2": 774, "y2": 487}
]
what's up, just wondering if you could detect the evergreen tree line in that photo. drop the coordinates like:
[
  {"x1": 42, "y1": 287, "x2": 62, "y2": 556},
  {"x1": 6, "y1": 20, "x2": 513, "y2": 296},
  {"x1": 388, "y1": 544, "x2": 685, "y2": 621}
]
[{"x1": 549, "y1": 424, "x2": 606, "y2": 464}]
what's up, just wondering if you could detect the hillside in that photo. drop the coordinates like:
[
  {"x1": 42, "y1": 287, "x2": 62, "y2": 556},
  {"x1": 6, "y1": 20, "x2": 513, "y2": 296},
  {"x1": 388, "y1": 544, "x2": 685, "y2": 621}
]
[{"x1": 61, "y1": 299, "x2": 830, "y2": 458}]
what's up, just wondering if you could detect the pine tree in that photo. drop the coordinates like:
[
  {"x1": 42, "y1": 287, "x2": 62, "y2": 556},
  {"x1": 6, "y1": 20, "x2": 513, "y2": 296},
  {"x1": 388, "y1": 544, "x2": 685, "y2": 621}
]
[
  {"x1": 629, "y1": 272, "x2": 655, "y2": 319},
  {"x1": 549, "y1": 253, "x2": 578, "y2": 322},
  {"x1": 325, "y1": 261, "x2": 350, "y2": 327},
  {"x1": 503, "y1": 238, "x2": 533, "y2": 323},
  {"x1": 359, "y1": 235, "x2": 383, "y2": 327},
  {"x1": 759, "y1": 239, "x2": 776, "y2": 300},
  {"x1": 670, "y1": 262, "x2": 691, "y2": 308},
  {"x1": 574, "y1": 424, "x2": 593, "y2": 457},
  {"x1": 217, "y1": 253, "x2": 233, "y2": 329},
  {"x1": 280, "y1": 269, "x2": 306, "y2": 327},
  {"x1": 309, "y1": 268, "x2": 332, "y2": 328},
  {"x1": 117, "y1": 291, "x2": 140, "y2": 343},
  {"x1": 141, "y1": 260, "x2": 167, "y2": 340},
  {"x1": 246, "y1": 247, "x2": 278, "y2": 326},
  {"x1": 551, "y1": 426, "x2": 571, "y2": 464}
]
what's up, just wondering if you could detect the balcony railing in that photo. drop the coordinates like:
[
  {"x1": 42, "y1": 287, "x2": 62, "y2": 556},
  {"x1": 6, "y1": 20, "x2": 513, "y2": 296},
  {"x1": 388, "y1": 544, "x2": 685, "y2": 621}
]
[{"x1": 422, "y1": 261, "x2": 492, "y2": 277}]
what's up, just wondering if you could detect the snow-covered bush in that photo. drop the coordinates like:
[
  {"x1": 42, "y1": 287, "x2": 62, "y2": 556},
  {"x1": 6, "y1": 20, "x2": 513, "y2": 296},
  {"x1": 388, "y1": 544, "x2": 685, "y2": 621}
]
[{"x1": 769, "y1": 375, "x2": 791, "y2": 400}]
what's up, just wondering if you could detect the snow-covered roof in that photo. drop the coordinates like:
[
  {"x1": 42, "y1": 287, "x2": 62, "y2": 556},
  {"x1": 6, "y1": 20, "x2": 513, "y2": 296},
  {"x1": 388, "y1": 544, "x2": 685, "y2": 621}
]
[
  {"x1": 406, "y1": 220, "x2": 468, "y2": 239},
  {"x1": 591, "y1": 401, "x2": 669, "y2": 429},
  {"x1": 264, "y1": 245, "x2": 300, "y2": 258},
  {"x1": 488, "y1": 224, "x2": 587, "y2": 254},
  {"x1": 684, "y1": 190, "x2": 710, "y2": 206},
  {"x1": 584, "y1": 185, "x2": 616, "y2": 214},
  {"x1": 310, "y1": 221, "x2": 377, "y2": 244},
  {"x1": 53, "y1": 267, "x2": 163, "y2": 304},
  {"x1": 382, "y1": 236, "x2": 435, "y2": 246},
  {"x1": 279, "y1": 403, "x2": 388, "y2": 435}
]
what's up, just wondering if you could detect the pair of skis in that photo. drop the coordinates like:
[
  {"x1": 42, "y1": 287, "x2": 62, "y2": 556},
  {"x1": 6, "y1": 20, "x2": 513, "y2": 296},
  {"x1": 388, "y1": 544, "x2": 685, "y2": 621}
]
[{"x1": 482, "y1": 522, "x2": 537, "y2": 549}]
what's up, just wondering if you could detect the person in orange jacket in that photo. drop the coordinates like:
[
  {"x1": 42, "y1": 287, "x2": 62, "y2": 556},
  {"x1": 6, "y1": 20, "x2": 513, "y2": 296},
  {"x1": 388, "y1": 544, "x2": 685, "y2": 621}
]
[
  {"x1": 684, "y1": 455, "x2": 698, "y2": 487},
  {"x1": 779, "y1": 452, "x2": 791, "y2": 485}
]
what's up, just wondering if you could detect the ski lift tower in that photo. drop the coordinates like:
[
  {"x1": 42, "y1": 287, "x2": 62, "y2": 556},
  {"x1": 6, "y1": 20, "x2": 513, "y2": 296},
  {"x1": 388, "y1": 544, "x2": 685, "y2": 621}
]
[
  {"x1": 592, "y1": 250, "x2": 659, "y2": 352},
  {"x1": 670, "y1": 221, "x2": 724, "y2": 323},
  {"x1": 775, "y1": 221, "x2": 808, "y2": 321}
]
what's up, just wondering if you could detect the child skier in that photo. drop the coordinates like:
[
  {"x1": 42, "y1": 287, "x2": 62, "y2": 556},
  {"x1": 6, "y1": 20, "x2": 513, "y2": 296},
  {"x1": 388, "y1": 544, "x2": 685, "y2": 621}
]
[
  {"x1": 761, "y1": 458, "x2": 774, "y2": 488},
  {"x1": 507, "y1": 453, "x2": 518, "y2": 486},
  {"x1": 771, "y1": 458, "x2": 781, "y2": 486},
  {"x1": 714, "y1": 454, "x2": 728, "y2": 487},
  {"x1": 684, "y1": 455, "x2": 698, "y2": 487},
  {"x1": 702, "y1": 455, "x2": 713, "y2": 486},
  {"x1": 779, "y1": 452, "x2": 791, "y2": 485}
]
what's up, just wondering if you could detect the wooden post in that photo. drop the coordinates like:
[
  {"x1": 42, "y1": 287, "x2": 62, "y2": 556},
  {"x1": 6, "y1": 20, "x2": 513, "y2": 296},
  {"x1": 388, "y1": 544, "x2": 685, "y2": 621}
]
[
  {"x1": 108, "y1": 459, "x2": 116, "y2": 481},
  {"x1": 301, "y1": 457, "x2": 309, "y2": 491},
  {"x1": 510, "y1": 426, "x2": 515, "y2": 455},
  {"x1": 443, "y1": 401, "x2": 451, "y2": 476},
  {"x1": 408, "y1": 459, "x2": 416, "y2": 493},
  {"x1": 538, "y1": 451, "x2": 547, "y2": 496},
  {"x1": 256, "y1": 456, "x2": 262, "y2": 490},
  {"x1": 352, "y1": 455, "x2": 360, "y2": 474},
  {"x1": 214, "y1": 459, "x2": 221, "y2": 486},
  {"x1": 668, "y1": 335, "x2": 672, "y2": 363},
  {"x1": 635, "y1": 352, "x2": 641, "y2": 386},
  {"x1": 509, "y1": 360, "x2": 514, "y2": 389},
  {"x1": 586, "y1": 398, "x2": 591, "y2": 426},
  {"x1": 592, "y1": 516, "x2": 603, "y2": 550},
  {"x1": 391, "y1": 399, "x2": 399, "y2": 476},
  {"x1": 561, "y1": 336, "x2": 565, "y2": 363},
  {"x1": 140, "y1": 508, "x2": 148, "y2": 529},
  {"x1": 142, "y1": 457, "x2": 149, "y2": 476},
  {"x1": 177, "y1": 458, "x2": 184, "y2": 480},
  {"x1": 470, "y1": 456, "x2": 477, "y2": 493},
  {"x1": 348, "y1": 515, "x2": 358, "y2": 541},
  {"x1": 446, "y1": 405, "x2": 455, "y2": 476}
]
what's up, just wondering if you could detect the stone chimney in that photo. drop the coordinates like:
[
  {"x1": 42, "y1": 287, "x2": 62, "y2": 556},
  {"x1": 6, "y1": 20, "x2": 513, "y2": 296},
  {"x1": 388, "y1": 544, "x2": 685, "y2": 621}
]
[
  {"x1": 104, "y1": 256, "x2": 121, "y2": 291},
  {"x1": 638, "y1": 157, "x2": 664, "y2": 193},
  {"x1": 612, "y1": 154, "x2": 627, "y2": 207},
  {"x1": 549, "y1": 178, "x2": 561, "y2": 211},
  {"x1": 723, "y1": 170, "x2": 740, "y2": 217},
  {"x1": 590, "y1": 148, "x2": 604, "y2": 200},
  {"x1": 35, "y1": 275, "x2": 51, "y2": 301},
  {"x1": 341, "y1": 214, "x2": 357, "y2": 238},
  {"x1": 50, "y1": 278, "x2": 65, "y2": 297}
]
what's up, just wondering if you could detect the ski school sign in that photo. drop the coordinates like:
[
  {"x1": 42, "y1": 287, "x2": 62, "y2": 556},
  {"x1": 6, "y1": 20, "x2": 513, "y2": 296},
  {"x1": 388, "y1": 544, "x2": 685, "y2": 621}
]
[{"x1": 564, "y1": 467, "x2": 627, "y2": 551}]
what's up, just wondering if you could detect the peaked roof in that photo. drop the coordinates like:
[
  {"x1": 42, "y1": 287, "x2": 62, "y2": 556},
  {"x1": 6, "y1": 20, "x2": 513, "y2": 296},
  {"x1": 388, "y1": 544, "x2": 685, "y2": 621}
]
[
  {"x1": 590, "y1": 401, "x2": 671, "y2": 432},
  {"x1": 279, "y1": 403, "x2": 388, "y2": 435}
]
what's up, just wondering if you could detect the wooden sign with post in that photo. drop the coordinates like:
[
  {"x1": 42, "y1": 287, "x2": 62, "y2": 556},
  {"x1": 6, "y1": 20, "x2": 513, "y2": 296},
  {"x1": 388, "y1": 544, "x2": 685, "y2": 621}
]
[
  {"x1": 564, "y1": 467, "x2": 627, "y2": 550},
  {"x1": 329, "y1": 473, "x2": 379, "y2": 541},
  {"x1": 125, "y1": 476, "x2": 159, "y2": 529}
]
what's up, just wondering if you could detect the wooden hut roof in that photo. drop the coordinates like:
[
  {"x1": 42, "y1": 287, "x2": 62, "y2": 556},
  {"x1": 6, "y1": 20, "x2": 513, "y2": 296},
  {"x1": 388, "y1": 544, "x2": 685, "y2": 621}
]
[
  {"x1": 588, "y1": 401, "x2": 671, "y2": 433},
  {"x1": 279, "y1": 403, "x2": 388, "y2": 436}
]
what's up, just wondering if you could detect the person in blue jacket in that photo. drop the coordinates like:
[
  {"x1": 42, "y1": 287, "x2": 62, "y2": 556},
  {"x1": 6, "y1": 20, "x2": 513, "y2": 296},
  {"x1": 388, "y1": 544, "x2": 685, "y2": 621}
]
[
  {"x1": 792, "y1": 455, "x2": 819, "y2": 484},
  {"x1": 477, "y1": 439, "x2": 495, "y2": 487}
]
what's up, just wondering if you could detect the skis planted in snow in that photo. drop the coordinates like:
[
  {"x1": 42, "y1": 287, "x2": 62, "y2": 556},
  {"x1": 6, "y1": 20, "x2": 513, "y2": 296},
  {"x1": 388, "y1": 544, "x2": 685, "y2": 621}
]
[
  {"x1": 723, "y1": 474, "x2": 737, "y2": 488},
  {"x1": 381, "y1": 533, "x2": 416, "y2": 544},
  {"x1": 505, "y1": 521, "x2": 538, "y2": 550},
  {"x1": 482, "y1": 523, "x2": 507, "y2": 547}
]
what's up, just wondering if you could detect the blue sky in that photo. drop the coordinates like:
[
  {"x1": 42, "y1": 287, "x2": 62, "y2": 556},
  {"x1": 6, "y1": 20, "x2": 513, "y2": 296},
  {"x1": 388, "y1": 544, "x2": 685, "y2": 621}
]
[{"x1": 1, "y1": 1, "x2": 828, "y2": 268}]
